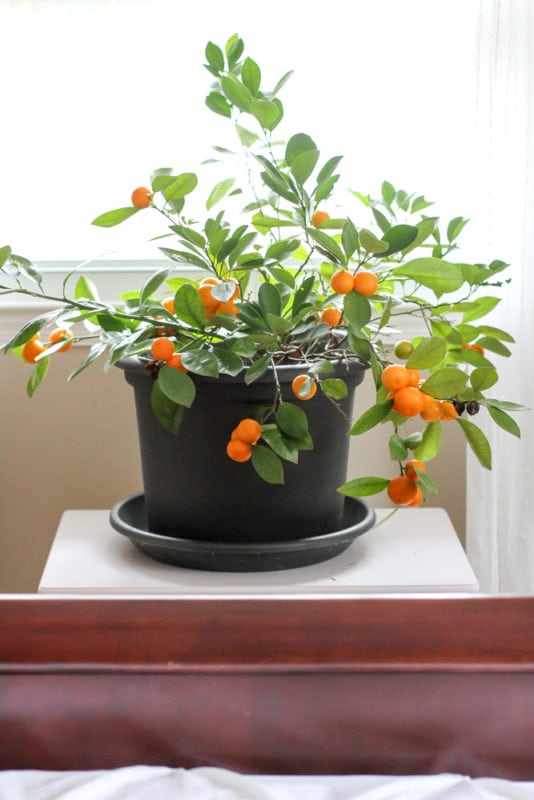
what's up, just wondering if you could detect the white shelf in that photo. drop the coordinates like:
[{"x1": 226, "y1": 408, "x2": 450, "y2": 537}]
[{"x1": 39, "y1": 507, "x2": 479, "y2": 595}]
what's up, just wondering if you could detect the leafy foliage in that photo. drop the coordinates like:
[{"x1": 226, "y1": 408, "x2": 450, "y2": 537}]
[{"x1": 0, "y1": 34, "x2": 523, "y2": 495}]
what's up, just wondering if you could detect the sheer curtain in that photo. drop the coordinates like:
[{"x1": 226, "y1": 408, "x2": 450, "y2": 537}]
[{"x1": 466, "y1": 0, "x2": 534, "y2": 592}]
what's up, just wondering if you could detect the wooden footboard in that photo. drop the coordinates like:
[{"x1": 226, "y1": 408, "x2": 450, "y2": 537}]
[{"x1": 2, "y1": 596, "x2": 534, "y2": 778}]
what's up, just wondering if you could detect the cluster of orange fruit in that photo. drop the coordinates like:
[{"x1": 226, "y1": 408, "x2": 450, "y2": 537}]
[
  {"x1": 330, "y1": 269, "x2": 378, "y2": 297},
  {"x1": 387, "y1": 459, "x2": 427, "y2": 507},
  {"x1": 226, "y1": 418, "x2": 262, "y2": 462},
  {"x1": 381, "y1": 364, "x2": 458, "y2": 422},
  {"x1": 22, "y1": 329, "x2": 74, "y2": 363},
  {"x1": 149, "y1": 336, "x2": 188, "y2": 372},
  {"x1": 196, "y1": 276, "x2": 240, "y2": 318}
]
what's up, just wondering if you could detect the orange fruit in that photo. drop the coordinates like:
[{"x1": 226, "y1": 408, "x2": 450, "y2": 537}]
[
  {"x1": 291, "y1": 374, "x2": 317, "y2": 400},
  {"x1": 408, "y1": 486, "x2": 424, "y2": 507},
  {"x1": 420, "y1": 395, "x2": 443, "y2": 422},
  {"x1": 381, "y1": 364, "x2": 408, "y2": 391},
  {"x1": 311, "y1": 210, "x2": 330, "y2": 227},
  {"x1": 216, "y1": 300, "x2": 239, "y2": 316},
  {"x1": 199, "y1": 276, "x2": 220, "y2": 286},
  {"x1": 49, "y1": 328, "x2": 74, "y2": 352},
  {"x1": 393, "y1": 386, "x2": 425, "y2": 417},
  {"x1": 405, "y1": 459, "x2": 426, "y2": 481},
  {"x1": 330, "y1": 270, "x2": 355, "y2": 294},
  {"x1": 131, "y1": 186, "x2": 152, "y2": 208},
  {"x1": 321, "y1": 307, "x2": 342, "y2": 327},
  {"x1": 226, "y1": 438, "x2": 252, "y2": 462},
  {"x1": 162, "y1": 297, "x2": 175, "y2": 314},
  {"x1": 166, "y1": 353, "x2": 188, "y2": 372},
  {"x1": 387, "y1": 475, "x2": 419, "y2": 506},
  {"x1": 234, "y1": 418, "x2": 262, "y2": 445},
  {"x1": 441, "y1": 401, "x2": 458, "y2": 421},
  {"x1": 150, "y1": 337, "x2": 174, "y2": 361},
  {"x1": 405, "y1": 368, "x2": 420, "y2": 387},
  {"x1": 353, "y1": 271, "x2": 378, "y2": 297},
  {"x1": 462, "y1": 343, "x2": 485, "y2": 355},
  {"x1": 22, "y1": 338, "x2": 47, "y2": 364},
  {"x1": 198, "y1": 284, "x2": 220, "y2": 312}
]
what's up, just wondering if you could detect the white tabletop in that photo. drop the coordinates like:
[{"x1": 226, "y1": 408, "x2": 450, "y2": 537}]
[{"x1": 38, "y1": 507, "x2": 479, "y2": 594}]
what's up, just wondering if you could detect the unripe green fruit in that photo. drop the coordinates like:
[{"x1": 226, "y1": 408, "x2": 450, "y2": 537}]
[{"x1": 394, "y1": 340, "x2": 414, "y2": 360}]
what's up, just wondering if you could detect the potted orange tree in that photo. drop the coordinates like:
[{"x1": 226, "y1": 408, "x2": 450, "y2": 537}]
[{"x1": 0, "y1": 35, "x2": 521, "y2": 570}]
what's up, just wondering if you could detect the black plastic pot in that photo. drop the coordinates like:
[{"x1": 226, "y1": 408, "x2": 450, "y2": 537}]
[{"x1": 111, "y1": 357, "x2": 375, "y2": 570}]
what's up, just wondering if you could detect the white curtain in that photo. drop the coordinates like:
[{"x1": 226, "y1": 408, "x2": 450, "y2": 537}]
[{"x1": 466, "y1": 0, "x2": 534, "y2": 592}]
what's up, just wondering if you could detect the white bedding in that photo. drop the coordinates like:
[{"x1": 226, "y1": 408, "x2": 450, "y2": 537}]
[{"x1": 1, "y1": 767, "x2": 534, "y2": 800}]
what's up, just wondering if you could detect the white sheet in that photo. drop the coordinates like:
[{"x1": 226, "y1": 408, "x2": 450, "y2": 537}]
[{"x1": 1, "y1": 766, "x2": 534, "y2": 800}]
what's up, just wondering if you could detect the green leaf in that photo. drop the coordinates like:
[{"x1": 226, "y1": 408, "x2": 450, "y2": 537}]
[
  {"x1": 91, "y1": 207, "x2": 139, "y2": 227},
  {"x1": 160, "y1": 173, "x2": 198, "y2": 201},
  {"x1": 406, "y1": 337, "x2": 447, "y2": 369},
  {"x1": 338, "y1": 476, "x2": 390, "y2": 497},
  {"x1": 389, "y1": 433, "x2": 408, "y2": 460},
  {"x1": 349, "y1": 399, "x2": 393, "y2": 435},
  {"x1": 245, "y1": 353, "x2": 271, "y2": 384},
  {"x1": 74, "y1": 275, "x2": 99, "y2": 302},
  {"x1": 343, "y1": 291, "x2": 371, "y2": 330},
  {"x1": 221, "y1": 74, "x2": 253, "y2": 112},
  {"x1": 321, "y1": 378, "x2": 348, "y2": 400},
  {"x1": 403, "y1": 217, "x2": 438, "y2": 254},
  {"x1": 341, "y1": 220, "x2": 359, "y2": 258},
  {"x1": 205, "y1": 41, "x2": 225, "y2": 72},
  {"x1": 476, "y1": 336, "x2": 512, "y2": 357},
  {"x1": 447, "y1": 216, "x2": 469, "y2": 242},
  {"x1": 459, "y1": 296, "x2": 501, "y2": 323},
  {"x1": 316, "y1": 155, "x2": 343, "y2": 184},
  {"x1": 314, "y1": 175, "x2": 339, "y2": 204},
  {"x1": 157, "y1": 366, "x2": 196, "y2": 408},
  {"x1": 379, "y1": 224, "x2": 418, "y2": 256},
  {"x1": 241, "y1": 57, "x2": 261, "y2": 96},
  {"x1": 393, "y1": 257, "x2": 465, "y2": 298},
  {"x1": 308, "y1": 229, "x2": 345, "y2": 264},
  {"x1": 470, "y1": 367, "x2": 498, "y2": 392},
  {"x1": 2, "y1": 309, "x2": 61, "y2": 351},
  {"x1": 381, "y1": 180, "x2": 396, "y2": 204},
  {"x1": 258, "y1": 282, "x2": 282, "y2": 317},
  {"x1": 478, "y1": 324, "x2": 515, "y2": 343},
  {"x1": 359, "y1": 228, "x2": 389, "y2": 254},
  {"x1": 261, "y1": 427, "x2": 299, "y2": 464},
  {"x1": 487, "y1": 405, "x2": 520, "y2": 438},
  {"x1": 205, "y1": 91, "x2": 232, "y2": 118},
  {"x1": 251, "y1": 445, "x2": 284, "y2": 484},
  {"x1": 457, "y1": 418, "x2": 492, "y2": 469},
  {"x1": 26, "y1": 356, "x2": 49, "y2": 398},
  {"x1": 421, "y1": 368, "x2": 468, "y2": 398},
  {"x1": 181, "y1": 350, "x2": 219, "y2": 378},
  {"x1": 252, "y1": 213, "x2": 297, "y2": 229},
  {"x1": 0, "y1": 245, "x2": 12, "y2": 269},
  {"x1": 259, "y1": 170, "x2": 298, "y2": 204},
  {"x1": 290, "y1": 149, "x2": 320, "y2": 185},
  {"x1": 67, "y1": 342, "x2": 107, "y2": 380},
  {"x1": 206, "y1": 178, "x2": 235, "y2": 210},
  {"x1": 413, "y1": 421, "x2": 442, "y2": 461},
  {"x1": 151, "y1": 380, "x2": 185, "y2": 435},
  {"x1": 277, "y1": 401, "x2": 309, "y2": 438},
  {"x1": 139, "y1": 268, "x2": 171, "y2": 306},
  {"x1": 215, "y1": 348, "x2": 244, "y2": 376},
  {"x1": 173, "y1": 284, "x2": 206, "y2": 327},
  {"x1": 250, "y1": 98, "x2": 283, "y2": 130},
  {"x1": 285, "y1": 133, "x2": 317, "y2": 165}
]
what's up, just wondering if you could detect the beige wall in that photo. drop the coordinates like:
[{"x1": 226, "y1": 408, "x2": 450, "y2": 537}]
[{"x1": 0, "y1": 350, "x2": 466, "y2": 592}]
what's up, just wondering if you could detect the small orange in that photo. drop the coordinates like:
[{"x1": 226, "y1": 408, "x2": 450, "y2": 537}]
[
  {"x1": 387, "y1": 475, "x2": 419, "y2": 506},
  {"x1": 234, "y1": 418, "x2": 262, "y2": 445},
  {"x1": 311, "y1": 210, "x2": 330, "y2": 227},
  {"x1": 330, "y1": 270, "x2": 355, "y2": 294},
  {"x1": 22, "y1": 338, "x2": 47, "y2": 364},
  {"x1": 393, "y1": 386, "x2": 425, "y2": 417},
  {"x1": 166, "y1": 353, "x2": 188, "y2": 372},
  {"x1": 420, "y1": 395, "x2": 443, "y2": 422},
  {"x1": 381, "y1": 364, "x2": 408, "y2": 391},
  {"x1": 291, "y1": 374, "x2": 317, "y2": 400},
  {"x1": 49, "y1": 328, "x2": 74, "y2": 352},
  {"x1": 226, "y1": 438, "x2": 252, "y2": 463},
  {"x1": 162, "y1": 297, "x2": 175, "y2": 314},
  {"x1": 216, "y1": 300, "x2": 239, "y2": 316},
  {"x1": 441, "y1": 401, "x2": 459, "y2": 421},
  {"x1": 131, "y1": 186, "x2": 153, "y2": 208},
  {"x1": 405, "y1": 368, "x2": 420, "y2": 387},
  {"x1": 198, "y1": 284, "x2": 220, "y2": 312},
  {"x1": 405, "y1": 459, "x2": 426, "y2": 481},
  {"x1": 199, "y1": 276, "x2": 220, "y2": 286},
  {"x1": 321, "y1": 307, "x2": 342, "y2": 327},
  {"x1": 408, "y1": 486, "x2": 424, "y2": 507},
  {"x1": 353, "y1": 271, "x2": 378, "y2": 297},
  {"x1": 150, "y1": 336, "x2": 174, "y2": 361}
]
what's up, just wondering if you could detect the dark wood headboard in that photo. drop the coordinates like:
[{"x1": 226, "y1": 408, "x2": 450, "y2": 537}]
[{"x1": 2, "y1": 596, "x2": 534, "y2": 778}]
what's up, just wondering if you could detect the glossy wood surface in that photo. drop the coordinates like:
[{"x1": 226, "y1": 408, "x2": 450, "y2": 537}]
[{"x1": 1, "y1": 596, "x2": 534, "y2": 776}]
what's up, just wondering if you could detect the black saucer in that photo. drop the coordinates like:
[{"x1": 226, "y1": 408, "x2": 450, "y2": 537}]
[{"x1": 110, "y1": 493, "x2": 376, "y2": 573}]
